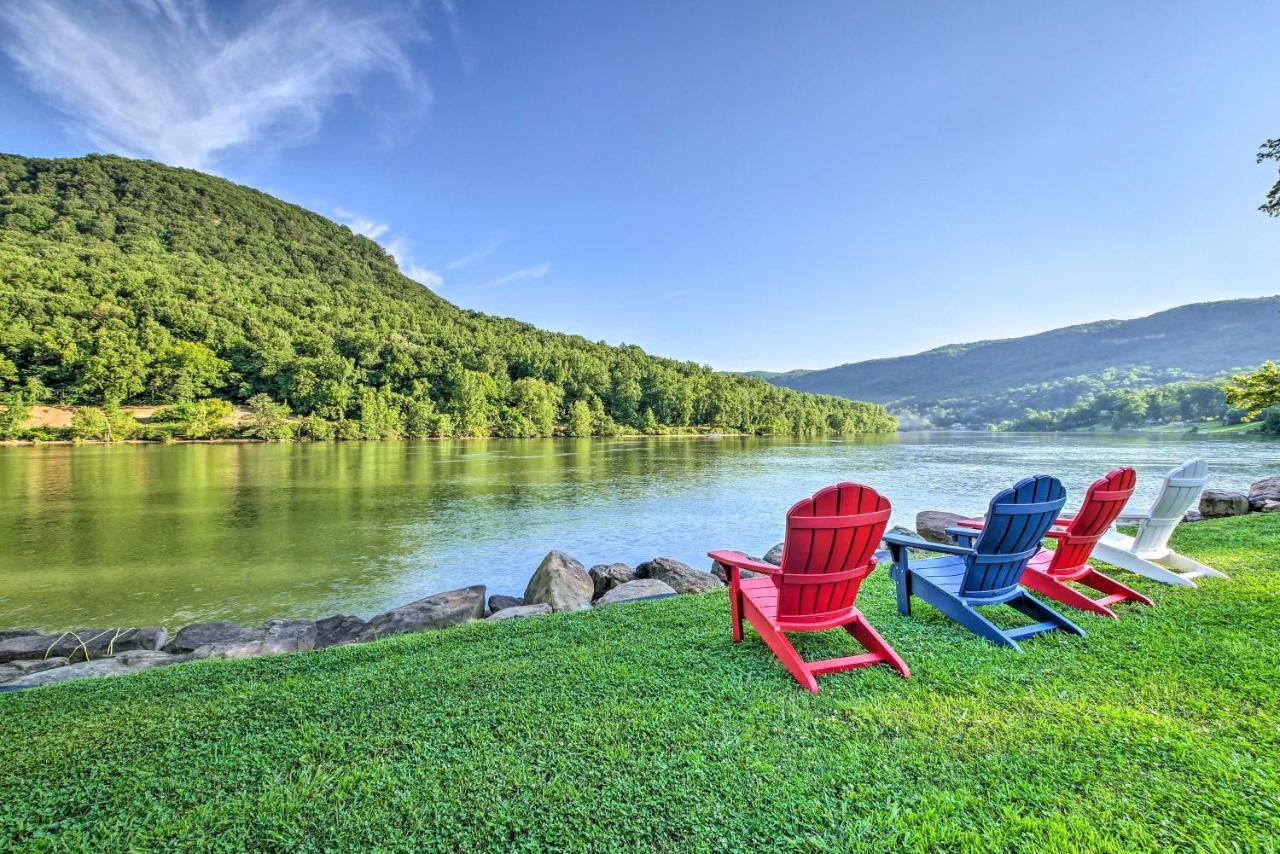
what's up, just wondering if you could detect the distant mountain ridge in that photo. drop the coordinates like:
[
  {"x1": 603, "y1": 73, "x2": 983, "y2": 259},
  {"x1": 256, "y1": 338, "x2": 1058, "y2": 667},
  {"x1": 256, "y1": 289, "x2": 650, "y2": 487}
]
[{"x1": 756, "y1": 297, "x2": 1280, "y2": 426}]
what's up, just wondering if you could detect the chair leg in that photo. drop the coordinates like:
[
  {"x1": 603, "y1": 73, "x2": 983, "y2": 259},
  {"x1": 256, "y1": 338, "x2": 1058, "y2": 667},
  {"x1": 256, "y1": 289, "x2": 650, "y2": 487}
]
[
  {"x1": 892, "y1": 564, "x2": 912, "y2": 616},
  {"x1": 1008, "y1": 592, "x2": 1086, "y2": 637},
  {"x1": 1020, "y1": 568, "x2": 1119, "y2": 619},
  {"x1": 729, "y1": 580, "x2": 744, "y2": 643},
  {"x1": 911, "y1": 576, "x2": 1022, "y2": 651},
  {"x1": 1078, "y1": 567, "x2": 1155, "y2": 608},
  {"x1": 1159, "y1": 550, "x2": 1230, "y2": 580},
  {"x1": 743, "y1": 606, "x2": 818, "y2": 693},
  {"x1": 953, "y1": 603, "x2": 1023, "y2": 651},
  {"x1": 845, "y1": 616, "x2": 911, "y2": 678},
  {"x1": 757, "y1": 625, "x2": 819, "y2": 694},
  {"x1": 1092, "y1": 543, "x2": 1197, "y2": 587}
]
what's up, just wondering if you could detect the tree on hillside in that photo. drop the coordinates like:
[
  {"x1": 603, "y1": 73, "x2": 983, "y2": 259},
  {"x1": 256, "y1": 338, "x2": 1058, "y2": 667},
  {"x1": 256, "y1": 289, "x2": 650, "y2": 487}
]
[
  {"x1": 242, "y1": 394, "x2": 294, "y2": 441},
  {"x1": 0, "y1": 153, "x2": 896, "y2": 440},
  {"x1": 1260, "y1": 139, "x2": 1280, "y2": 216},
  {"x1": 1224, "y1": 361, "x2": 1280, "y2": 420}
]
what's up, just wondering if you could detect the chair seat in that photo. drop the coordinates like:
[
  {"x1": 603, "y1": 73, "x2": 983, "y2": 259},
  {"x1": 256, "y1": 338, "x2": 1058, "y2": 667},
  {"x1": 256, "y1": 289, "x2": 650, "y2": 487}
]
[
  {"x1": 904, "y1": 555, "x2": 967, "y2": 594},
  {"x1": 1026, "y1": 548, "x2": 1090, "y2": 581},
  {"x1": 739, "y1": 576, "x2": 859, "y2": 630}
]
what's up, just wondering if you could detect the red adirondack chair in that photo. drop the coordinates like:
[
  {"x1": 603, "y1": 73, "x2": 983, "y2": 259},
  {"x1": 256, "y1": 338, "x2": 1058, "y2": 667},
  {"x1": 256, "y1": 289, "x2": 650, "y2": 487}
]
[
  {"x1": 708, "y1": 483, "x2": 910, "y2": 693},
  {"x1": 959, "y1": 466, "x2": 1154, "y2": 619}
]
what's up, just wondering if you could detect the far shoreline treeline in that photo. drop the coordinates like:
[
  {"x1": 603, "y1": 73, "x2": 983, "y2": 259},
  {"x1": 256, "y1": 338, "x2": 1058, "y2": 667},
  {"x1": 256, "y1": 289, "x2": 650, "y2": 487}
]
[{"x1": 0, "y1": 153, "x2": 896, "y2": 442}]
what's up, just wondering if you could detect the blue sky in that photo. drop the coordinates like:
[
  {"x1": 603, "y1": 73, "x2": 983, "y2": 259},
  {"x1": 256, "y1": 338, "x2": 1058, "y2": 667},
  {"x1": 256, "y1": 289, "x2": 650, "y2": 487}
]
[{"x1": 2, "y1": 1, "x2": 1278, "y2": 371}]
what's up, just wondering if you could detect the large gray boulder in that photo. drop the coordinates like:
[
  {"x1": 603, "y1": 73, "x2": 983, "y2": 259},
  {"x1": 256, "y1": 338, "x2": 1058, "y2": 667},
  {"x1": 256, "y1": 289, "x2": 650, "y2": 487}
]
[
  {"x1": 916, "y1": 511, "x2": 968, "y2": 544},
  {"x1": 595, "y1": 578, "x2": 678, "y2": 607},
  {"x1": 357, "y1": 585, "x2": 486, "y2": 641},
  {"x1": 524, "y1": 551, "x2": 594, "y2": 612},
  {"x1": 485, "y1": 603, "x2": 552, "y2": 622},
  {"x1": 0, "y1": 650, "x2": 185, "y2": 690},
  {"x1": 709, "y1": 558, "x2": 766, "y2": 584},
  {"x1": 487, "y1": 594, "x2": 525, "y2": 614},
  {"x1": 192, "y1": 619, "x2": 317, "y2": 660},
  {"x1": 881, "y1": 525, "x2": 919, "y2": 547},
  {"x1": 0, "y1": 630, "x2": 37, "y2": 642},
  {"x1": 1249, "y1": 476, "x2": 1280, "y2": 511},
  {"x1": 763, "y1": 543, "x2": 785, "y2": 566},
  {"x1": 589, "y1": 563, "x2": 634, "y2": 599},
  {"x1": 635, "y1": 557, "x2": 724, "y2": 595},
  {"x1": 0, "y1": 657, "x2": 69, "y2": 685},
  {"x1": 0, "y1": 627, "x2": 168, "y2": 664},
  {"x1": 164, "y1": 622, "x2": 257, "y2": 654},
  {"x1": 1199, "y1": 489, "x2": 1250, "y2": 518},
  {"x1": 313, "y1": 615, "x2": 367, "y2": 650}
]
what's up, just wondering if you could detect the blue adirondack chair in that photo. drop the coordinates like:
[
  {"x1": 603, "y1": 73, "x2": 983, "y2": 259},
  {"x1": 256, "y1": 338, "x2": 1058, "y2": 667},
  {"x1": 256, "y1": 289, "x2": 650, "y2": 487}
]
[{"x1": 884, "y1": 474, "x2": 1085, "y2": 651}]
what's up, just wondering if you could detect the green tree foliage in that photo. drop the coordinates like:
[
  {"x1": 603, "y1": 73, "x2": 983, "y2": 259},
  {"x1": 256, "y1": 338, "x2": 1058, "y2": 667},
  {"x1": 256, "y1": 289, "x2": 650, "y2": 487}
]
[
  {"x1": 152, "y1": 398, "x2": 233, "y2": 439},
  {"x1": 0, "y1": 153, "x2": 894, "y2": 440},
  {"x1": 1007, "y1": 381, "x2": 1230, "y2": 431},
  {"x1": 1259, "y1": 406, "x2": 1280, "y2": 436},
  {"x1": 566, "y1": 399, "x2": 593, "y2": 438},
  {"x1": 1225, "y1": 361, "x2": 1280, "y2": 420},
  {"x1": 150, "y1": 341, "x2": 228, "y2": 403},
  {"x1": 242, "y1": 394, "x2": 294, "y2": 441},
  {"x1": 69, "y1": 405, "x2": 139, "y2": 442},
  {"x1": 1259, "y1": 139, "x2": 1280, "y2": 216},
  {"x1": 0, "y1": 388, "x2": 31, "y2": 437}
]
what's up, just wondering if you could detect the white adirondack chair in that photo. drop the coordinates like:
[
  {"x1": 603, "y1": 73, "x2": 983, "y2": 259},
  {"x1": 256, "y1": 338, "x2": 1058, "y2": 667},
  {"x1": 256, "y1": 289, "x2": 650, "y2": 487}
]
[{"x1": 1092, "y1": 459, "x2": 1227, "y2": 586}]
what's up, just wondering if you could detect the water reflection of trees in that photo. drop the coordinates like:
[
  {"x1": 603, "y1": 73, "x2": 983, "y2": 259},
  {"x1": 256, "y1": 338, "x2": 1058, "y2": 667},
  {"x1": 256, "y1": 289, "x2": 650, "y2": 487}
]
[{"x1": 0, "y1": 439, "x2": 734, "y2": 629}]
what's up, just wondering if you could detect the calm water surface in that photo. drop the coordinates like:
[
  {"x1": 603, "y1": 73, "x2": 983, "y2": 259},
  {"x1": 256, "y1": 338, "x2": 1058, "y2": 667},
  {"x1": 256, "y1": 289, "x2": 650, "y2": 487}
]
[{"x1": 0, "y1": 433, "x2": 1273, "y2": 629}]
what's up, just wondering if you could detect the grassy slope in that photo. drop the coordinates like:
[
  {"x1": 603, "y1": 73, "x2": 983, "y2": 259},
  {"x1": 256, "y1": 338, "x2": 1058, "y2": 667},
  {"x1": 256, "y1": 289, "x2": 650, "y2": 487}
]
[{"x1": 2, "y1": 514, "x2": 1277, "y2": 851}]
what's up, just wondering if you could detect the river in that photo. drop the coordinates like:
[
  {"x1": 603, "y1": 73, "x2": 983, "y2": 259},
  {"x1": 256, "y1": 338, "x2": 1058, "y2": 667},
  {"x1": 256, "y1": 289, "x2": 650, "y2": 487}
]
[{"x1": 0, "y1": 432, "x2": 1271, "y2": 629}]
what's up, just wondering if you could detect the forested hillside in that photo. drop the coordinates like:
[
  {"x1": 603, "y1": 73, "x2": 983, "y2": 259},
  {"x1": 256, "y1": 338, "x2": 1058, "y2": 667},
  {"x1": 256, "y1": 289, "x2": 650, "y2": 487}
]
[
  {"x1": 761, "y1": 298, "x2": 1279, "y2": 429},
  {"x1": 0, "y1": 154, "x2": 893, "y2": 439}
]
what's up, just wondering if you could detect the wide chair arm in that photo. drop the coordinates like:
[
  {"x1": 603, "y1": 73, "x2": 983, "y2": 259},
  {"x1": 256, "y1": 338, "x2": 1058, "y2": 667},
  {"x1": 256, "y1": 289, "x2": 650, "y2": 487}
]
[
  {"x1": 946, "y1": 526, "x2": 979, "y2": 547},
  {"x1": 1114, "y1": 511, "x2": 1151, "y2": 524},
  {"x1": 882, "y1": 532, "x2": 976, "y2": 561},
  {"x1": 707, "y1": 550, "x2": 781, "y2": 579}
]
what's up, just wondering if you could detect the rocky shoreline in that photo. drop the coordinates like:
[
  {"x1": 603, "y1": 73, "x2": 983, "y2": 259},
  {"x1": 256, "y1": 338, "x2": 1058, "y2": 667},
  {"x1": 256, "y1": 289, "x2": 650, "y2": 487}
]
[
  {"x1": 4, "y1": 476, "x2": 1275, "y2": 692},
  {"x1": 0, "y1": 549, "x2": 766, "y2": 691}
]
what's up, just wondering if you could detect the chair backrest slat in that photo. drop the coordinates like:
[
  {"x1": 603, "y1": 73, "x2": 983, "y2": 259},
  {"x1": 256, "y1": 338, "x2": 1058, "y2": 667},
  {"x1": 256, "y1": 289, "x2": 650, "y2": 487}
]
[
  {"x1": 1049, "y1": 467, "x2": 1136, "y2": 572},
  {"x1": 961, "y1": 474, "x2": 1066, "y2": 598},
  {"x1": 776, "y1": 483, "x2": 890, "y2": 619},
  {"x1": 1134, "y1": 459, "x2": 1208, "y2": 553}
]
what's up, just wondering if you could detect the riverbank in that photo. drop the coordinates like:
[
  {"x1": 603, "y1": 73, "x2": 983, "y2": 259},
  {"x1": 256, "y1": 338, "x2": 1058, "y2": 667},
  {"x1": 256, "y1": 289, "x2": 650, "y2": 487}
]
[
  {"x1": 2, "y1": 512, "x2": 1276, "y2": 848},
  {"x1": 0, "y1": 403, "x2": 759, "y2": 444}
]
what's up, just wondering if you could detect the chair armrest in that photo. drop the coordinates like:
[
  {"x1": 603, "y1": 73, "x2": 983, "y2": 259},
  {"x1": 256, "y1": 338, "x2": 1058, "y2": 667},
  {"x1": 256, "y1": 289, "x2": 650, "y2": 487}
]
[
  {"x1": 882, "y1": 532, "x2": 976, "y2": 558},
  {"x1": 954, "y1": 519, "x2": 983, "y2": 529},
  {"x1": 707, "y1": 550, "x2": 780, "y2": 577},
  {"x1": 1114, "y1": 511, "x2": 1150, "y2": 523}
]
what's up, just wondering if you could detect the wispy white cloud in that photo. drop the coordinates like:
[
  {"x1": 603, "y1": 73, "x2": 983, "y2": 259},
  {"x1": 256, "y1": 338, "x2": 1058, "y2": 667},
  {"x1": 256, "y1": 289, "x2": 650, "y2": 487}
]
[
  {"x1": 447, "y1": 231, "x2": 510, "y2": 270},
  {"x1": 438, "y1": 0, "x2": 476, "y2": 74},
  {"x1": 0, "y1": 0, "x2": 432, "y2": 170},
  {"x1": 480, "y1": 263, "x2": 551, "y2": 289},
  {"x1": 335, "y1": 209, "x2": 442, "y2": 290},
  {"x1": 333, "y1": 208, "x2": 390, "y2": 242},
  {"x1": 405, "y1": 265, "x2": 444, "y2": 289},
  {"x1": 387, "y1": 237, "x2": 444, "y2": 289}
]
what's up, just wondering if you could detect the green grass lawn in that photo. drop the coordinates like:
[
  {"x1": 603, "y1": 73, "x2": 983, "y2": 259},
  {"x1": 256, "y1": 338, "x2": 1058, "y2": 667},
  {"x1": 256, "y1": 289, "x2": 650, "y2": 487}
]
[{"x1": 2, "y1": 514, "x2": 1277, "y2": 851}]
